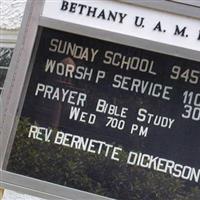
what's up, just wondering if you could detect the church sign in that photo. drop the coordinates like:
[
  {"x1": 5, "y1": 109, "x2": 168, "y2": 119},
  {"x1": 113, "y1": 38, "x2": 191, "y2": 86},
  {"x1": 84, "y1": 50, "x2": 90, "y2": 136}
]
[{"x1": 1, "y1": 1, "x2": 200, "y2": 200}]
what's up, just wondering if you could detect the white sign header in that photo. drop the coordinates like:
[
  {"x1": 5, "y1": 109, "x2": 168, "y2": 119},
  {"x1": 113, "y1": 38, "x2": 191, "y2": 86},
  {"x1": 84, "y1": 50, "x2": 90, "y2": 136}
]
[{"x1": 44, "y1": 0, "x2": 200, "y2": 51}]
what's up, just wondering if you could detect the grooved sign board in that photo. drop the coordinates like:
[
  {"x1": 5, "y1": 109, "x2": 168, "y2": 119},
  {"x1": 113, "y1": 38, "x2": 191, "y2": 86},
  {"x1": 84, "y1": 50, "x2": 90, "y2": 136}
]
[{"x1": 1, "y1": 0, "x2": 200, "y2": 200}]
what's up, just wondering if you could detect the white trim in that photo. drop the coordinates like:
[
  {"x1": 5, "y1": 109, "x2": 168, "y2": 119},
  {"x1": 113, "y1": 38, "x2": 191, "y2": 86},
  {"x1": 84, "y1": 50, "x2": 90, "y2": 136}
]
[
  {"x1": 0, "y1": 43, "x2": 15, "y2": 48},
  {"x1": 0, "y1": 30, "x2": 18, "y2": 48},
  {"x1": 0, "y1": 67, "x2": 9, "y2": 70}
]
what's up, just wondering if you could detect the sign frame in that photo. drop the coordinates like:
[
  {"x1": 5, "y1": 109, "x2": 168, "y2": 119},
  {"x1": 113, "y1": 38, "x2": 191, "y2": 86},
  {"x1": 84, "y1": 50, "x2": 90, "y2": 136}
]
[
  {"x1": 1, "y1": 0, "x2": 200, "y2": 199},
  {"x1": 126, "y1": 0, "x2": 200, "y2": 19}
]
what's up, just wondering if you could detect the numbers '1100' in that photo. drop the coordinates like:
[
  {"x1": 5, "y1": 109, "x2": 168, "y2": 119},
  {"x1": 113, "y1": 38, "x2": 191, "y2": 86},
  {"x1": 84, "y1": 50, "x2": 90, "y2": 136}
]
[{"x1": 182, "y1": 91, "x2": 200, "y2": 121}]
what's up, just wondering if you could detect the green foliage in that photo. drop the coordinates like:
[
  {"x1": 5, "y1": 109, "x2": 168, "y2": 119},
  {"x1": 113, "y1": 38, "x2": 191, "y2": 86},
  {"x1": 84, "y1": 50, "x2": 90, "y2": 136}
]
[{"x1": 7, "y1": 118, "x2": 200, "y2": 200}]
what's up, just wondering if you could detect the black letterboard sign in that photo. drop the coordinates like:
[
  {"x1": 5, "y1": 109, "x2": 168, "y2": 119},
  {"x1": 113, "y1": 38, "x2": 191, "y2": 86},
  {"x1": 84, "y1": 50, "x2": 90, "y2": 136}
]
[{"x1": 6, "y1": 27, "x2": 200, "y2": 200}]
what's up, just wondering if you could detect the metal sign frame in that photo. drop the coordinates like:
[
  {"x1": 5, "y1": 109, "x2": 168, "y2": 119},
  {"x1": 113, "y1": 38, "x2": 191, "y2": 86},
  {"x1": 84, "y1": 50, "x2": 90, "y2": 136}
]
[{"x1": 0, "y1": 0, "x2": 200, "y2": 199}]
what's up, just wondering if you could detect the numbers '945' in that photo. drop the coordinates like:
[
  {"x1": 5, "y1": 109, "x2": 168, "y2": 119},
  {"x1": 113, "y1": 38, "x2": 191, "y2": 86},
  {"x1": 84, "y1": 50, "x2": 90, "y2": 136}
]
[{"x1": 170, "y1": 65, "x2": 200, "y2": 85}]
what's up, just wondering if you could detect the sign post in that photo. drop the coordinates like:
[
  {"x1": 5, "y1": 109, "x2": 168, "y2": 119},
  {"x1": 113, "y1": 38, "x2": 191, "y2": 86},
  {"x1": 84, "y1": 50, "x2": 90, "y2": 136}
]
[{"x1": 1, "y1": 1, "x2": 200, "y2": 200}]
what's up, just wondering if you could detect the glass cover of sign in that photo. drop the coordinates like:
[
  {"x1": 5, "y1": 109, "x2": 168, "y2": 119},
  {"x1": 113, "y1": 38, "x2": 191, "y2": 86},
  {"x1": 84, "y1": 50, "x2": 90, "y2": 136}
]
[{"x1": 6, "y1": 27, "x2": 200, "y2": 200}]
